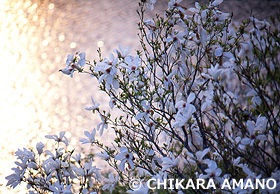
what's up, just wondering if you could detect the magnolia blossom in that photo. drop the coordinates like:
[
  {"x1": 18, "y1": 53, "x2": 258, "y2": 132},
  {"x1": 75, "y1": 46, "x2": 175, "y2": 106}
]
[
  {"x1": 102, "y1": 173, "x2": 118, "y2": 193},
  {"x1": 144, "y1": 19, "x2": 157, "y2": 40},
  {"x1": 233, "y1": 164, "x2": 262, "y2": 194},
  {"x1": 109, "y1": 96, "x2": 116, "y2": 109},
  {"x1": 114, "y1": 44, "x2": 130, "y2": 58},
  {"x1": 74, "y1": 159, "x2": 101, "y2": 183},
  {"x1": 151, "y1": 171, "x2": 168, "y2": 186},
  {"x1": 80, "y1": 128, "x2": 96, "y2": 144},
  {"x1": 241, "y1": 117, "x2": 267, "y2": 146},
  {"x1": 201, "y1": 89, "x2": 214, "y2": 112},
  {"x1": 94, "y1": 53, "x2": 119, "y2": 90},
  {"x1": 5, "y1": 173, "x2": 22, "y2": 189},
  {"x1": 173, "y1": 93, "x2": 196, "y2": 128},
  {"x1": 207, "y1": 64, "x2": 223, "y2": 81},
  {"x1": 165, "y1": 30, "x2": 187, "y2": 50},
  {"x1": 120, "y1": 56, "x2": 141, "y2": 80},
  {"x1": 141, "y1": 0, "x2": 156, "y2": 11},
  {"x1": 115, "y1": 147, "x2": 134, "y2": 171},
  {"x1": 188, "y1": 2, "x2": 201, "y2": 14},
  {"x1": 200, "y1": 161, "x2": 223, "y2": 183},
  {"x1": 246, "y1": 89, "x2": 261, "y2": 106},
  {"x1": 85, "y1": 97, "x2": 100, "y2": 112},
  {"x1": 161, "y1": 152, "x2": 179, "y2": 171},
  {"x1": 97, "y1": 113, "x2": 109, "y2": 136},
  {"x1": 36, "y1": 142, "x2": 45, "y2": 155},
  {"x1": 175, "y1": 92, "x2": 196, "y2": 114},
  {"x1": 15, "y1": 148, "x2": 35, "y2": 161},
  {"x1": 213, "y1": 45, "x2": 223, "y2": 57},
  {"x1": 210, "y1": 0, "x2": 223, "y2": 7},
  {"x1": 168, "y1": 0, "x2": 185, "y2": 13},
  {"x1": 198, "y1": 24, "x2": 207, "y2": 46},
  {"x1": 59, "y1": 52, "x2": 86, "y2": 78},
  {"x1": 6, "y1": 157, "x2": 29, "y2": 189},
  {"x1": 49, "y1": 182, "x2": 72, "y2": 194},
  {"x1": 96, "y1": 152, "x2": 110, "y2": 160},
  {"x1": 72, "y1": 153, "x2": 81, "y2": 163},
  {"x1": 135, "y1": 101, "x2": 152, "y2": 123},
  {"x1": 45, "y1": 131, "x2": 69, "y2": 146},
  {"x1": 186, "y1": 148, "x2": 211, "y2": 165},
  {"x1": 82, "y1": 188, "x2": 97, "y2": 194}
]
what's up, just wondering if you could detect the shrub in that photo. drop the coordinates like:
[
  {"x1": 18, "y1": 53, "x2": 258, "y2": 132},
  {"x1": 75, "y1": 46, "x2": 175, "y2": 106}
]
[{"x1": 6, "y1": 0, "x2": 280, "y2": 193}]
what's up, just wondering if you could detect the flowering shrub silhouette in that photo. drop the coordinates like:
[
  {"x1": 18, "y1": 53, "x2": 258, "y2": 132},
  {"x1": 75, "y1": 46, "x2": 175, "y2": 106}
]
[{"x1": 6, "y1": 0, "x2": 280, "y2": 193}]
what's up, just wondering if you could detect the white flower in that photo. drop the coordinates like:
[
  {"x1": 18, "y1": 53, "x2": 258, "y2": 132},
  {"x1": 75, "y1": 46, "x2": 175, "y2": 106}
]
[
  {"x1": 60, "y1": 52, "x2": 86, "y2": 77},
  {"x1": 239, "y1": 164, "x2": 261, "y2": 180},
  {"x1": 59, "y1": 66, "x2": 75, "y2": 77},
  {"x1": 114, "y1": 44, "x2": 130, "y2": 58},
  {"x1": 161, "y1": 152, "x2": 179, "y2": 171},
  {"x1": 247, "y1": 89, "x2": 261, "y2": 106},
  {"x1": 80, "y1": 128, "x2": 96, "y2": 144},
  {"x1": 165, "y1": 30, "x2": 187, "y2": 50},
  {"x1": 168, "y1": 0, "x2": 185, "y2": 13},
  {"x1": 94, "y1": 53, "x2": 119, "y2": 90},
  {"x1": 5, "y1": 173, "x2": 22, "y2": 189},
  {"x1": 254, "y1": 116, "x2": 268, "y2": 132},
  {"x1": 82, "y1": 188, "x2": 97, "y2": 194},
  {"x1": 237, "y1": 41, "x2": 253, "y2": 60},
  {"x1": 75, "y1": 159, "x2": 101, "y2": 182},
  {"x1": 49, "y1": 182, "x2": 72, "y2": 194},
  {"x1": 66, "y1": 52, "x2": 86, "y2": 67},
  {"x1": 109, "y1": 97, "x2": 116, "y2": 109},
  {"x1": 241, "y1": 118, "x2": 267, "y2": 146},
  {"x1": 151, "y1": 171, "x2": 168, "y2": 186},
  {"x1": 173, "y1": 93, "x2": 196, "y2": 128},
  {"x1": 210, "y1": 0, "x2": 223, "y2": 7},
  {"x1": 72, "y1": 153, "x2": 81, "y2": 163},
  {"x1": 233, "y1": 157, "x2": 241, "y2": 167},
  {"x1": 214, "y1": 46, "x2": 223, "y2": 57},
  {"x1": 141, "y1": 0, "x2": 156, "y2": 11},
  {"x1": 96, "y1": 152, "x2": 110, "y2": 160},
  {"x1": 135, "y1": 101, "x2": 152, "y2": 122},
  {"x1": 175, "y1": 92, "x2": 196, "y2": 113},
  {"x1": 198, "y1": 25, "x2": 207, "y2": 46},
  {"x1": 120, "y1": 56, "x2": 141, "y2": 80},
  {"x1": 144, "y1": 19, "x2": 157, "y2": 40},
  {"x1": 201, "y1": 90, "x2": 214, "y2": 112},
  {"x1": 36, "y1": 142, "x2": 45, "y2": 155},
  {"x1": 85, "y1": 97, "x2": 100, "y2": 112},
  {"x1": 200, "y1": 161, "x2": 222, "y2": 182},
  {"x1": 15, "y1": 148, "x2": 35, "y2": 161},
  {"x1": 115, "y1": 147, "x2": 134, "y2": 171},
  {"x1": 102, "y1": 173, "x2": 118, "y2": 193},
  {"x1": 187, "y1": 148, "x2": 210, "y2": 165},
  {"x1": 172, "y1": 114, "x2": 189, "y2": 128},
  {"x1": 28, "y1": 162, "x2": 38, "y2": 170},
  {"x1": 208, "y1": 64, "x2": 223, "y2": 81},
  {"x1": 97, "y1": 113, "x2": 109, "y2": 136},
  {"x1": 45, "y1": 131, "x2": 69, "y2": 146}
]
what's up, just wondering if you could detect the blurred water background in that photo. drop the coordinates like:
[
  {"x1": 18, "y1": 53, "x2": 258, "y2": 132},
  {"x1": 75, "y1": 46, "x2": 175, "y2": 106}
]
[{"x1": 0, "y1": 0, "x2": 279, "y2": 192}]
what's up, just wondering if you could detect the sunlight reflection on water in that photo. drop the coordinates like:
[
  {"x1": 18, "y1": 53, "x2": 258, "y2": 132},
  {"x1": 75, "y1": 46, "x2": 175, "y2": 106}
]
[
  {"x1": 0, "y1": 0, "x2": 279, "y2": 192},
  {"x1": 0, "y1": 0, "x2": 139, "y2": 192}
]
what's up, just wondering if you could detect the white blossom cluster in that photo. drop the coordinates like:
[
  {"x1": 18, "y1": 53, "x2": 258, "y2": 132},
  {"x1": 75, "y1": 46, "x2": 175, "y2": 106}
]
[{"x1": 6, "y1": 0, "x2": 280, "y2": 193}]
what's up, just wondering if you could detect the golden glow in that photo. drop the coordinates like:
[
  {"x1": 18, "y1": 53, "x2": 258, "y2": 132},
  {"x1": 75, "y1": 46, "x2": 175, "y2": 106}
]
[
  {"x1": 0, "y1": 0, "x2": 111, "y2": 192},
  {"x1": 97, "y1": 40, "x2": 104, "y2": 47},
  {"x1": 59, "y1": 33, "x2": 65, "y2": 41},
  {"x1": 70, "y1": 41, "x2": 77, "y2": 48},
  {"x1": 48, "y1": 3, "x2": 54, "y2": 10}
]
